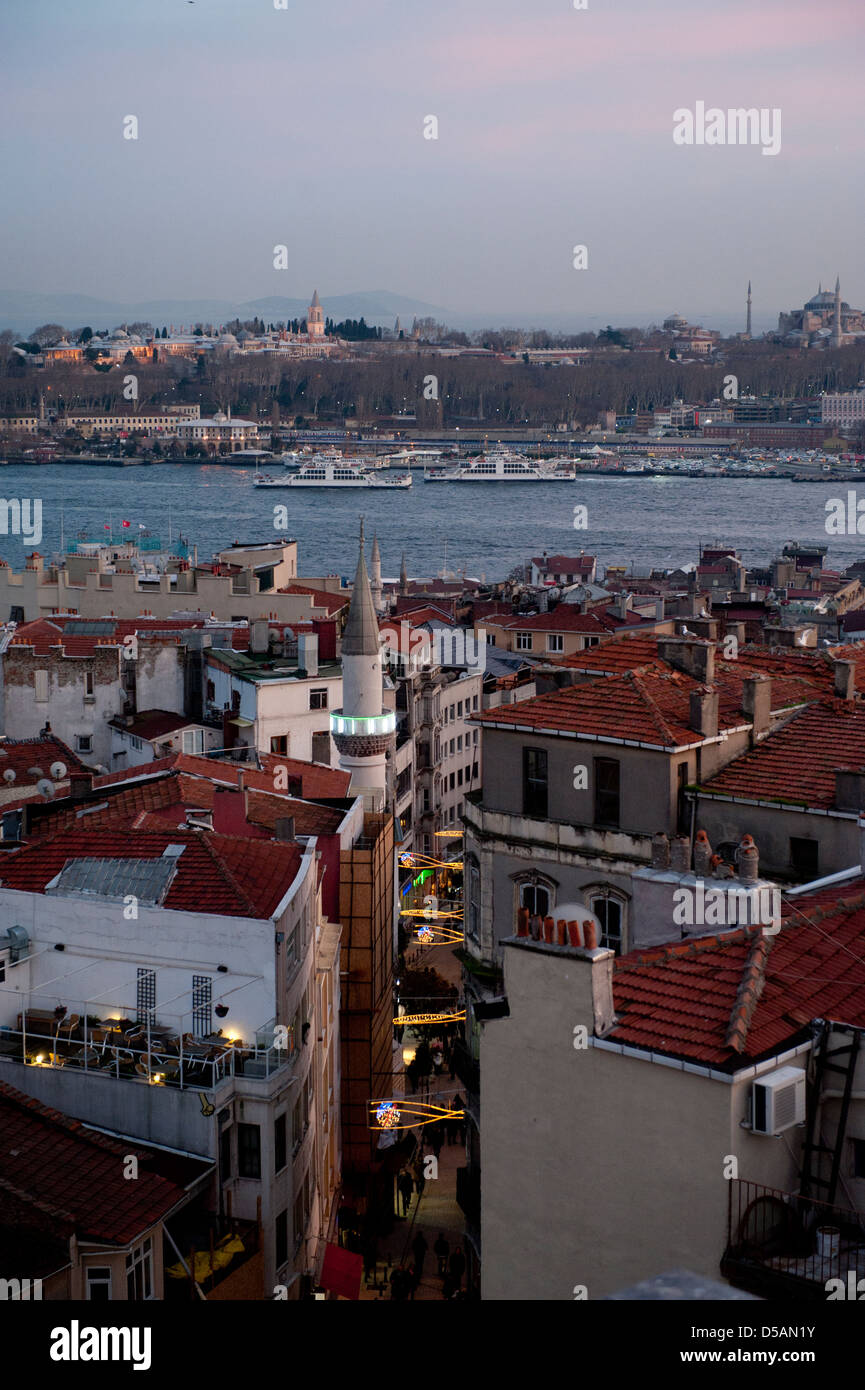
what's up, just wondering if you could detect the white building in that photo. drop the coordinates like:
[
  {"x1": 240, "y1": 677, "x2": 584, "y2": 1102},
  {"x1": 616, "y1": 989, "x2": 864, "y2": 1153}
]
[{"x1": 822, "y1": 390, "x2": 865, "y2": 429}]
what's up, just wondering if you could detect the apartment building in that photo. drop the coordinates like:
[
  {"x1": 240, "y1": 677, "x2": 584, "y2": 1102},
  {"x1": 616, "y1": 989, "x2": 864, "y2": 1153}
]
[{"x1": 0, "y1": 772, "x2": 349, "y2": 1296}]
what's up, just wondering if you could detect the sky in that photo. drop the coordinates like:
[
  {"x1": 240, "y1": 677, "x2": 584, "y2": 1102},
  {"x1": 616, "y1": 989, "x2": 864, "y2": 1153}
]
[{"x1": 1, "y1": 0, "x2": 863, "y2": 329}]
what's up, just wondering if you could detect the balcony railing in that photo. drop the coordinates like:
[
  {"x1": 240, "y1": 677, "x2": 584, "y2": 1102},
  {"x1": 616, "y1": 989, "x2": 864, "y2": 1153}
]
[
  {"x1": 0, "y1": 1011, "x2": 295, "y2": 1091},
  {"x1": 722, "y1": 1179, "x2": 865, "y2": 1299}
]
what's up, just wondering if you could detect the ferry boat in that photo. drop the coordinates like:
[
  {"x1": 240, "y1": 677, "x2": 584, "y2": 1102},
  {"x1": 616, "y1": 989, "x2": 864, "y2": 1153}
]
[
  {"x1": 423, "y1": 451, "x2": 544, "y2": 482},
  {"x1": 253, "y1": 461, "x2": 411, "y2": 488}
]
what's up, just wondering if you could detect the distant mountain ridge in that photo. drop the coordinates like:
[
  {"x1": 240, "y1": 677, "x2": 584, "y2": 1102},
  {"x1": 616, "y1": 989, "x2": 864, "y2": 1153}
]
[{"x1": 0, "y1": 289, "x2": 451, "y2": 336}]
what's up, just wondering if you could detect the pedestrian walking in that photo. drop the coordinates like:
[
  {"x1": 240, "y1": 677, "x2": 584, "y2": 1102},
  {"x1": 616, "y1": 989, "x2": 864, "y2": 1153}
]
[
  {"x1": 414, "y1": 1160, "x2": 426, "y2": 1200},
  {"x1": 434, "y1": 1232, "x2": 449, "y2": 1277},
  {"x1": 448, "y1": 1245, "x2": 466, "y2": 1290},
  {"x1": 412, "y1": 1230, "x2": 428, "y2": 1283},
  {"x1": 397, "y1": 1169, "x2": 414, "y2": 1217}
]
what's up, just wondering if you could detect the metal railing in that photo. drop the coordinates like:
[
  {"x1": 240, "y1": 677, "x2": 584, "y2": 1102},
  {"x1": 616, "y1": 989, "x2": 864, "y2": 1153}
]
[
  {"x1": 1, "y1": 1014, "x2": 295, "y2": 1091},
  {"x1": 722, "y1": 1179, "x2": 865, "y2": 1296}
]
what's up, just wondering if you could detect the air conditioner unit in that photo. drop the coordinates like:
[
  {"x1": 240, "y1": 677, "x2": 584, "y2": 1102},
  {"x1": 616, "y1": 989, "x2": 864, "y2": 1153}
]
[{"x1": 751, "y1": 1066, "x2": 806, "y2": 1136}]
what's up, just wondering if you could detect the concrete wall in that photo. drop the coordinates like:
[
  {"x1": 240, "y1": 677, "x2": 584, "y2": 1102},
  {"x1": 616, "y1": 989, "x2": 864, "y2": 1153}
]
[
  {"x1": 695, "y1": 798, "x2": 858, "y2": 882},
  {"x1": 480, "y1": 940, "x2": 807, "y2": 1300}
]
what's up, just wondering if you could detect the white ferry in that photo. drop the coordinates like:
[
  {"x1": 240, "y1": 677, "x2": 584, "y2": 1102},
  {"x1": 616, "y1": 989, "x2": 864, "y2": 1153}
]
[
  {"x1": 423, "y1": 451, "x2": 544, "y2": 482},
  {"x1": 254, "y1": 461, "x2": 411, "y2": 488}
]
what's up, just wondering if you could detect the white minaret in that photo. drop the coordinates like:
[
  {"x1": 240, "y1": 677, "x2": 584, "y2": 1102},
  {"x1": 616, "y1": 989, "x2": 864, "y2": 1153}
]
[
  {"x1": 370, "y1": 532, "x2": 384, "y2": 614},
  {"x1": 331, "y1": 520, "x2": 394, "y2": 809},
  {"x1": 745, "y1": 281, "x2": 752, "y2": 339}
]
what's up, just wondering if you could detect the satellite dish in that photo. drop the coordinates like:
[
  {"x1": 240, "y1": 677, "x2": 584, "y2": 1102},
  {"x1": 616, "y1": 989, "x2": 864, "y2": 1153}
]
[
  {"x1": 27, "y1": 766, "x2": 44, "y2": 779},
  {"x1": 37, "y1": 778, "x2": 54, "y2": 799},
  {"x1": 50, "y1": 761, "x2": 67, "y2": 780},
  {"x1": 3, "y1": 769, "x2": 15, "y2": 783}
]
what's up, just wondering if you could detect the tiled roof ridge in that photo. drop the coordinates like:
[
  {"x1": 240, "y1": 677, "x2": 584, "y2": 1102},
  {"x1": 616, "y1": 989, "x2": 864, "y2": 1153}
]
[
  {"x1": 194, "y1": 832, "x2": 264, "y2": 918},
  {"x1": 626, "y1": 668, "x2": 687, "y2": 747},
  {"x1": 724, "y1": 932, "x2": 775, "y2": 1053},
  {"x1": 0, "y1": 1079, "x2": 152, "y2": 1161}
]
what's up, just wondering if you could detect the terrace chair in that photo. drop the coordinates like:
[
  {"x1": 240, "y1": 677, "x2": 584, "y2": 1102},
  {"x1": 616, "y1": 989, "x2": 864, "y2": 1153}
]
[{"x1": 57, "y1": 1014, "x2": 81, "y2": 1039}]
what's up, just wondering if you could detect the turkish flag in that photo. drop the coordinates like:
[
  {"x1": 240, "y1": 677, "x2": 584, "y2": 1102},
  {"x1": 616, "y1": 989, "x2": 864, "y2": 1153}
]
[
  {"x1": 319, "y1": 1243, "x2": 362, "y2": 1300},
  {"x1": 122, "y1": 520, "x2": 131, "y2": 528}
]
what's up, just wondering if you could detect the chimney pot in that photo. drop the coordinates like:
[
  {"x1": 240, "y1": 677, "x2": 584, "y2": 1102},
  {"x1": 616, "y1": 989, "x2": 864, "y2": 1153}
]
[
  {"x1": 737, "y1": 834, "x2": 759, "y2": 882},
  {"x1": 693, "y1": 829, "x2": 712, "y2": 876},
  {"x1": 583, "y1": 919, "x2": 598, "y2": 950},
  {"x1": 670, "y1": 834, "x2": 690, "y2": 873},
  {"x1": 517, "y1": 906, "x2": 530, "y2": 937},
  {"x1": 651, "y1": 831, "x2": 671, "y2": 870}
]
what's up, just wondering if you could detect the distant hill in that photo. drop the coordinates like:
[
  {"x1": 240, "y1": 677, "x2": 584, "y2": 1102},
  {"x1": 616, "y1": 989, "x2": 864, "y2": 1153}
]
[{"x1": 0, "y1": 289, "x2": 452, "y2": 336}]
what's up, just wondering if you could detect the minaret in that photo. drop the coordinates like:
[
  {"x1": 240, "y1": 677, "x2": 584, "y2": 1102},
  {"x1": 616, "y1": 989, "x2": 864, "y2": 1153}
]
[
  {"x1": 745, "y1": 281, "x2": 752, "y2": 339},
  {"x1": 330, "y1": 520, "x2": 394, "y2": 810},
  {"x1": 370, "y1": 533, "x2": 384, "y2": 613},
  {"x1": 832, "y1": 276, "x2": 843, "y2": 347},
  {"x1": 399, "y1": 552, "x2": 408, "y2": 597}
]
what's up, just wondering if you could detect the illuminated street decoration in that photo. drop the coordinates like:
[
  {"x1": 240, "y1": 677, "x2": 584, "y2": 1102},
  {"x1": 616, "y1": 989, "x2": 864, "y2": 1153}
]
[
  {"x1": 417, "y1": 925, "x2": 435, "y2": 943},
  {"x1": 400, "y1": 908, "x2": 463, "y2": 920},
  {"x1": 434, "y1": 830, "x2": 464, "y2": 837},
  {"x1": 392, "y1": 1010, "x2": 466, "y2": 1027},
  {"x1": 370, "y1": 1099, "x2": 465, "y2": 1131},
  {"x1": 415, "y1": 923, "x2": 464, "y2": 945},
  {"x1": 376, "y1": 1101, "x2": 401, "y2": 1129}
]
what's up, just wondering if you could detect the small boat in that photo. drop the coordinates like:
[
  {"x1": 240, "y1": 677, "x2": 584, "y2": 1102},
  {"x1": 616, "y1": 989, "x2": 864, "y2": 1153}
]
[{"x1": 423, "y1": 450, "x2": 544, "y2": 482}]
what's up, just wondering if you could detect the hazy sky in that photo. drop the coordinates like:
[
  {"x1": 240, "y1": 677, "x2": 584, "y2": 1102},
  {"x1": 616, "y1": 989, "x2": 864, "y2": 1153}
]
[{"x1": 1, "y1": 0, "x2": 863, "y2": 325}]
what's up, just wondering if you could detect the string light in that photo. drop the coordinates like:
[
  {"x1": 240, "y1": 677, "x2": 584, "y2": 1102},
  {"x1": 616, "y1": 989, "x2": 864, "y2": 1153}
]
[
  {"x1": 370, "y1": 1099, "x2": 464, "y2": 1131},
  {"x1": 392, "y1": 1010, "x2": 466, "y2": 1027}
]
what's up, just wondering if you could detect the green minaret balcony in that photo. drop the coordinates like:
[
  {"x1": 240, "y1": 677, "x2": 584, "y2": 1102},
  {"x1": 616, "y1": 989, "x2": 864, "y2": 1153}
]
[{"x1": 330, "y1": 711, "x2": 396, "y2": 738}]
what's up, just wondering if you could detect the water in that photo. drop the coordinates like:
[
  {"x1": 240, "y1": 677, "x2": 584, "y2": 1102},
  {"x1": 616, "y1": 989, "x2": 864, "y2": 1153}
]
[{"x1": 0, "y1": 462, "x2": 861, "y2": 580}]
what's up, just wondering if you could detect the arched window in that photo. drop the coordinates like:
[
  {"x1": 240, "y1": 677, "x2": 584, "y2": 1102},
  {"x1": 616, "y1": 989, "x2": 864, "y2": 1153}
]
[
  {"x1": 584, "y1": 885, "x2": 629, "y2": 956},
  {"x1": 466, "y1": 854, "x2": 481, "y2": 944},
  {"x1": 513, "y1": 871, "x2": 558, "y2": 921}
]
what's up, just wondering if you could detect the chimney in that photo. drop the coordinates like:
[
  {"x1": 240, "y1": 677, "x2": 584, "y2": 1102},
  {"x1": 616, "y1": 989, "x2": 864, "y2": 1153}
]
[
  {"x1": 737, "y1": 834, "x2": 759, "y2": 883},
  {"x1": 651, "y1": 831, "x2": 671, "y2": 870},
  {"x1": 614, "y1": 592, "x2": 632, "y2": 621},
  {"x1": 834, "y1": 660, "x2": 856, "y2": 701},
  {"x1": 670, "y1": 834, "x2": 690, "y2": 873},
  {"x1": 251, "y1": 618, "x2": 269, "y2": 653},
  {"x1": 726, "y1": 622, "x2": 747, "y2": 648},
  {"x1": 693, "y1": 829, "x2": 712, "y2": 876},
  {"x1": 70, "y1": 771, "x2": 93, "y2": 802},
  {"x1": 654, "y1": 597, "x2": 665, "y2": 622},
  {"x1": 588, "y1": 940, "x2": 615, "y2": 1036},
  {"x1": 689, "y1": 687, "x2": 719, "y2": 738},
  {"x1": 658, "y1": 636, "x2": 715, "y2": 685},
  {"x1": 298, "y1": 631, "x2": 319, "y2": 677},
  {"x1": 742, "y1": 674, "x2": 772, "y2": 737},
  {"x1": 274, "y1": 815, "x2": 296, "y2": 842},
  {"x1": 835, "y1": 768, "x2": 865, "y2": 812}
]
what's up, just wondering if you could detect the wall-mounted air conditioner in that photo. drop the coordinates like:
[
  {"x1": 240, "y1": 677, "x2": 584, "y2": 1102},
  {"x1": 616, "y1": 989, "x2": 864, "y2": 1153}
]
[{"x1": 751, "y1": 1066, "x2": 806, "y2": 1136}]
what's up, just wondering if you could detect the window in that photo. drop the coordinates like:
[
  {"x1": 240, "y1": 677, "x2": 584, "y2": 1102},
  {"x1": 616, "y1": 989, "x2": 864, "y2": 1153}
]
[
  {"x1": 206, "y1": 679, "x2": 215, "y2": 703},
  {"x1": 457, "y1": 701, "x2": 463, "y2": 716},
  {"x1": 523, "y1": 747, "x2": 548, "y2": 818},
  {"x1": 220, "y1": 1124, "x2": 232, "y2": 1182},
  {"x1": 677, "y1": 761, "x2": 690, "y2": 835},
  {"x1": 310, "y1": 688, "x2": 328, "y2": 710},
  {"x1": 519, "y1": 879, "x2": 550, "y2": 917},
  {"x1": 593, "y1": 895, "x2": 624, "y2": 955},
  {"x1": 472, "y1": 695, "x2": 478, "y2": 711},
  {"x1": 311, "y1": 731, "x2": 330, "y2": 763},
  {"x1": 449, "y1": 772, "x2": 455, "y2": 790},
  {"x1": 457, "y1": 768, "x2": 463, "y2": 786},
  {"x1": 136, "y1": 967, "x2": 156, "y2": 1024},
  {"x1": 284, "y1": 922, "x2": 299, "y2": 978},
  {"x1": 275, "y1": 1209, "x2": 288, "y2": 1269},
  {"x1": 467, "y1": 855, "x2": 481, "y2": 943},
  {"x1": 790, "y1": 837, "x2": 819, "y2": 878},
  {"x1": 270, "y1": 735, "x2": 288, "y2": 755},
  {"x1": 594, "y1": 757, "x2": 620, "y2": 827},
  {"x1": 516, "y1": 632, "x2": 532, "y2": 651},
  {"x1": 86, "y1": 1267, "x2": 112, "y2": 1301},
  {"x1": 76, "y1": 735, "x2": 93, "y2": 754},
  {"x1": 192, "y1": 975, "x2": 212, "y2": 1036},
  {"x1": 853, "y1": 1139, "x2": 865, "y2": 1179},
  {"x1": 547, "y1": 634, "x2": 564, "y2": 653},
  {"x1": 238, "y1": 1123, "x2": 262, "y2": 1179},
  {"x1": 126, "y1": 1238, "x2": 153, "y2": 1300},
  {"x1": 129, "y1": 735, "x2": 144, "y2": 751},
  {"x1": 182, "y1": 728, "x2": 204, "y2": 755},
  {"x1": 457, "y1": 735, "x2": 463, "y2": 751},
  {"x1": 275, "y1": 1112, "x2": 287, "y2": 1172},
  {"x1": 84, "y1": 671, "x2": 95, "y2": 699},
  {"x1": 293, "y1": 1191, "x2": 304, "y2": 1250},
  {"x1": 473, "y1": 729, "x2": 478, "y2": 745},
  {"x1": 34, "y1": 670, "x2": 48, "y2": 702}
]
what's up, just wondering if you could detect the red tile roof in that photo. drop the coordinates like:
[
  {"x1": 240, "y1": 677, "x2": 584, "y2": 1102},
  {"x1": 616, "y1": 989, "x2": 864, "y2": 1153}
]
[
  {"x1": 276, "y1": 584, "x2": 348, "y2": 615},
  {"x1": 505, "y1": 609, "x2": 615, "y2": 634},
  {"x1": 0, "y1": 1080, "x2": 187, "y2": 1247},
  {"x1": 474, "y1": 667, "x2": 727, "y2": 748},
  {"x1": 531, "y1": 554, "x2": 595, "y2": 572},
  {"x1": 609, "y1": 882, "x2": 865, "y2": 1067},
  {"x1": 0, "y1": 828, "x2": 302, "y2": 919},
  {"x1": 701, "y1": 699, "x2": 865, "y2": 809},
  {"x1": 112, "y1": 710, "x2": 194, "y2": 741},
  {"x1": 0, "y1": 736, "x2": 87, "y2": 786}
]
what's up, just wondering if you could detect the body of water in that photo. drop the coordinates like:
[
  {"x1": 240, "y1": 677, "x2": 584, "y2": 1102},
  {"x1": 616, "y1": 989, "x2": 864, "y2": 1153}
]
[{"x1": 0, "y1": 463, "x2": 860, "y2": 581}]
